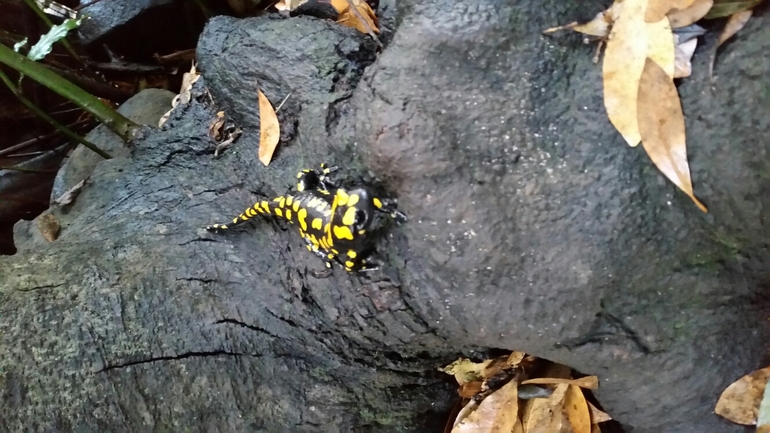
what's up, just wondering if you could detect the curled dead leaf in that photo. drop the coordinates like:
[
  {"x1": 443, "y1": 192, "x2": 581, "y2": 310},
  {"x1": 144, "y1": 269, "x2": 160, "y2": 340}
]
[
  {"x1": 715, "y1": 366, "x2": 770, "y2": 425},
  {"x1": 52, "y1": 179, "x2": 85, "y2": 206},
  {"x1": 257, "y1": 89, "x2": 280, "y2": 166},
  {"x1": 637, "y1": 58, "x2": 707, "y2": 212},
  {"x1": 717, "y1": 9, "x2": 753, "y2": 48}
]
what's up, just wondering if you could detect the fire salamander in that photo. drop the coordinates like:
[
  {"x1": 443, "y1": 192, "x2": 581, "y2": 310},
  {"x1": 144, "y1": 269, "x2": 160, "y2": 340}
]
[{"x1": 205, "y1": 163, "x2": 406, "y2": 275}]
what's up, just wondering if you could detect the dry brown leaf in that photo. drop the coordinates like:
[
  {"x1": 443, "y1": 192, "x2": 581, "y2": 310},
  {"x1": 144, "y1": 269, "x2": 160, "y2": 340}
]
[
  {"x1": 715, "y1": 366, "x2": 770, "y2": 425},
  {"x1": 521, "y1": 376, "x2": 600, "y2": 390},
  {"x1": 717, "y1": 9, "x2": 753, "y2": 48},
  {"x1": 591, "y1": 424, "x2": 602, "y2": 433},
  {"x1": 52, "y1": 179, "x2": 85, "y2": 206},
  {"x1": 159, "y1": 61, "x2": 200, "y2": 127},
  {"x1": 257, "y1": 89, "x2": 280, "y2": 166},
  {"x1": 709, "y1": 9, "x2": 753, "y2": 79},
  {"x1": 637, "y1": 58, "x2": 707, "y2": 212},
  {"x1": 459, "y1": 381, "x2": 483, "y2": 398},
  {"x1": 451, "y1": 379, "x2": 519, "y2": 433},
  {"x1": 37, "y1": 213, "x2": 60, "y2": 242},
  {"x1": 674, "y1": 37, "x2": 698, "y2": 78},
  {"x1": 588, "y1": 402, "x2": 613, "y2": 424},
  {"x1": 522, "y1": 383, "x2": 569, "y2": 433},
  {"x1": 668, "y1": 0, "x2": 714, "y2": 27},
  {"x1": 564, "y1": 385, "x2": 592, "y2": 433},
  {"x1": 603, "y1": 0, "x2": 648, "y2": 147},
  {"x1": 330, "y1": 0, "x2": 379, "y2": 34},
  {"x1": 646, "y1": 17, "x2": 675, "y2": 78},
  {"x1": 703, "y1": 0, "x2": 762, "y2": 19},
  {"x1": 209, "y1": 111, "x2": 226, "y2": 141},
  {"x1": 645, "y1": 0, "x2": 696, "y2": 22},
  {"x1": 507, "y1": 351, "x2": 526, "y2": 367}
]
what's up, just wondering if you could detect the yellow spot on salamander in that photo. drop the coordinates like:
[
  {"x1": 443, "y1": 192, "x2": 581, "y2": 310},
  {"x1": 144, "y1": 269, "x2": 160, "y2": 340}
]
[
  {"x1": 306, "y1": 245, "x2": 312, "y2": 251},
  {"x1": 297, "y1": 184, "x2": 305, "y2": 192},
  {"x1": 245, "y1": 208, "x2": 256, "y2": 217},
  {"x1": 373, "y1": 197, "x2": 383, "y2": 209},
  {"x1": 312, "y1": 218, "x2": 323, "y2": 230},
  {"x1": 348, "y1": 194, "x2": 359, "y2": 207},
  {"x1": 261, "y1": 201, "x2": 270, "y2": 213},
  {"x1": 347, "y1": 250, "x2": 357, "y2": 259},
  {"x1": 332, "y1": 249, "x2": 339, "y2": 254},
  {"x1": 292, "y1": 201, "x2": 300, "y2": 212},
  {"x1": 358, "y1": 230, "x2": 366, "y2": 235},
  {"x1": 279, "y1": 197, "x2": 286, "y2": 208},
  {"x1": 336, "y1": 189, "x2": 349, "y2": 206},
  {"x1": 327, "y1": 253, "x2": 335, "y2": 259},
  {"x1": 286, "y1": 196, "x2": 293, "y2": 206},
  {"x1": 345, "y1": 261, "x2": 355, "y2": 268},
  {"x1": 297, "y1": 208, "x2": 308, "y2": 231},
  {"x1": 274, "y1": 208, "x2": 283, "y2": 217},
  {"x1": 342, "y1": 207, "x2": 357, "y2": 226},
  {"x1": 333, "y1": 225, "x2": 354, "y2": 240},
  {"x1": 285, "y1": 209, "x2": 292, "y2": 222}
]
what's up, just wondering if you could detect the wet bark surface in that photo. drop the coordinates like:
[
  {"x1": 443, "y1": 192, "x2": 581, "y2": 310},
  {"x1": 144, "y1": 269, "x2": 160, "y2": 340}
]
[{"x1": 1, "y1": 2, "x2": 769, "y2": 432}]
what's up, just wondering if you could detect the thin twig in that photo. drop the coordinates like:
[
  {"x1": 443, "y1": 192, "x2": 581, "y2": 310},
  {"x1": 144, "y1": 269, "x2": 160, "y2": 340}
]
[
  {"x1": 0, "y1": 165, "x2": 58, "y2": 173},
  {"x1": 0, "y1": 69, "x2": 111, "y2": 159},
  {"x1": 275, "y1": 92, "x2": 292, "y2": 112},
  {"x1": 0, "y1": 119, "x2": 90, "y2": 157}
]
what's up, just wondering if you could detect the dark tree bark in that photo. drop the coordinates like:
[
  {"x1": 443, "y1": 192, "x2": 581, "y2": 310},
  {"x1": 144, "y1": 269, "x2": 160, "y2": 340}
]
[{"x1": 2, "y1": 2, "x2": 769, "y2": 433}]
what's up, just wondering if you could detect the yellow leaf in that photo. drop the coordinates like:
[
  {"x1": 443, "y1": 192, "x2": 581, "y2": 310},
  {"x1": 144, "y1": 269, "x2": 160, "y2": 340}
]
[
  {"x1": 667, "y1": 0, "x2": 714, "y2": 27},
  {"x1": 451, "y1": 379, "x2": 519, "y2": 433},
  {"x1": 703, "y1": 0, "x2": 762, "y2": 19},
  {"x1": 588, "y1": 402, "x2": 613, "y2": 424},
  {"x1": 522, "y1": 383, "x2": 569, "y2": 433},
  {"x1": 717, "y1": 9, "x2": 753, "y2": 48},
  {"x1": 715, "y1": 365, "x2": 770, "y2": 425},
  {"x1": 257, "y1": 89, "x2": 280, "y2": 166},
  {"x1": 330, "y1": 0, "x2": 379, "y2": 34},
  {"x1": 636, "y1": 58, "x2": 707, "y2": 212},
  {"x1": 521, "y1": 376, "x2": 599, "y2": 390},
  {"x1": 439, "y1": 358, "x2": 493, "y2": 385},
  {"x1": 564, "y1": 385, "x2": 592, "y2": 433},
  {"x1": 603, "y1": 0, "x2": 648, "y2": 147},
  {"x1": 645, "y1": 0, "x2": 697, "y2": 22},
  {"x1": 646, "y1": 17, "x2": 675, "y2": 79}
]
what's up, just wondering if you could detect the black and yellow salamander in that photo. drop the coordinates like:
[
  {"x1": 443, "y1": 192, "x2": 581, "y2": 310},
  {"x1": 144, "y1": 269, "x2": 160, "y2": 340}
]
[{"x1": 205, "y1": 163, "x2": 406, "y2": 275}]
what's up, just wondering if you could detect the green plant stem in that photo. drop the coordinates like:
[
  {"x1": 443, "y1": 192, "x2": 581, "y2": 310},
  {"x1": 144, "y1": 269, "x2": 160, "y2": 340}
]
[
  {"x1": 0, "y1": 68, "x2": 112, "y2": 159},
  {"x1": 21, "y1": 0, "x2": 83, "y2": 63},
  {"x1": 0, "y1": 43, "x2": 137, "y2": 141}
]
